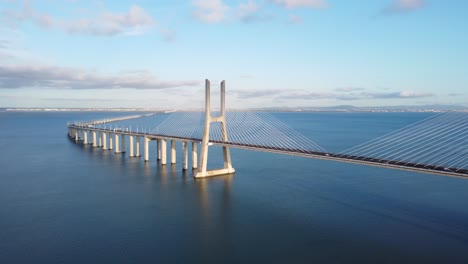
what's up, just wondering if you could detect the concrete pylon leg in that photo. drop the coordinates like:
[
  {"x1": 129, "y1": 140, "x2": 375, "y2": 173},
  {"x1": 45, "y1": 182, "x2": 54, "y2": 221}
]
[
  {"x1": 161, "y1": 139, "x2": 167, "y2": 165},
  {"x1": 115, "y1": 133, "x2": 120, "y2": 153},
  {"x1": 171, "y1": 140, "x2": 176, "y2": 164},
  {"x1": 75, "y1": 130, "x2": 79, "y2": 142},
  {"x1": 192, "y1": 142, "x2": 198, "y2": 169},
  {"x1": 92, "y1": 131, "x2": 97, "y2": 147},
  {"x1": 109, "y1": 133, "x2": 113, "y2": 150},
  {"x1": 144, "y1": 137, "x2": 149, "y2": 162},
  {"x1": 98, "y1": 132, "x2": 102, "y2": 147},
  {"x1": 182, "y1": 142, "x2": 188, "y2": 170},
  {"x1": 102, "y1": 133, "x2": 108, "y2": 150},
  {"x1": 83, "y1": 131, "x2": 88, "y2": 144},
  {"x1": 157, "y1": 139, "x2": 161, "y2": 160},
  {"x1": 129, "y1": 135, "x2": 134, "y2": 157},
  {"x1": 136, "y1": 136, "x2": 141, "y2": 157}
]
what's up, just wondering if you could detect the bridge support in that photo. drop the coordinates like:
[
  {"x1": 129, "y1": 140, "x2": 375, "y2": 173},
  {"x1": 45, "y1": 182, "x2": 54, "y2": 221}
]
[
  {"x1": 157, "y1": 139, "x2": 161, "y2": 160},
  {"x1": 98, "y1": 132, "x2": 102, "y2": 147},
  {"x1": 192, "y1": 142, "x2": 198, "y2": 170},
  {"x1": 161, "y1": 139, "x2": 167, "y2": 165},
  {"x1": 109, "y1": 133, "x2": 113, "y2": 150},
  {"x1": 114, "y1": 133, "x2": 120, "y2": 153},
  {"x1": 136, "y1": 136, "x2": 141, "y2": 157},
  {"x1": 121, "y1": 134, "x2": 126, "y2": 153},
  {"x1": 92, "y1": 131, "x2": 97, "y2": 147},
  {"x1": 144, "y1": 137, "x2": 150, "y2": 162},
  {"x1": 102, "y1": 132, "x2": 108, "y2": 150},
  {"x1": 182, "y1": 142, "x2": 188, "y2": 170},
  {"x1": 83, "y1": 130, "x2": 88, "y2": 144},
  {"x1": 195, "y1": 79, "x2": 235, "y2": 178},
  {"x1": 171, "y1": 140, "x2": 176, "y2": 164},
  {"x1": 129, "y1": 135, "x2": 134, "y2": 157}
]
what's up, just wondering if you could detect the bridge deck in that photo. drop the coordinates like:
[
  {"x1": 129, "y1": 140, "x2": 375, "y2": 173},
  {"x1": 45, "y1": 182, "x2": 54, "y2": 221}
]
[{"x1": 69, "y1": 124, "x2": 468, "y2": 179}]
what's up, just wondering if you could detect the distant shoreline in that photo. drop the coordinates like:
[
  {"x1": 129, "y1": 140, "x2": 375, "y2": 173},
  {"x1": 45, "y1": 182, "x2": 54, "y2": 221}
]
[{"x1": 2, "y1": 107, "x2": 467, "y2": 113}]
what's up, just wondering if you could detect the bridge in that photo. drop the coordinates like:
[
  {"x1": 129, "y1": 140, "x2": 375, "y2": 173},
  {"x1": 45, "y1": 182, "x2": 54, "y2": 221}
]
[{"x1": 67, "y1": 80, "x2": 468, "y2": 179}]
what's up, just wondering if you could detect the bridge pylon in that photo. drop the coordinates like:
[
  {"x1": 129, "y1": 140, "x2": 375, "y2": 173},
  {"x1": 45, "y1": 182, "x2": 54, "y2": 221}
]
[{"x1": 195, "y1": 79, "x2": 235, "y2": 178}]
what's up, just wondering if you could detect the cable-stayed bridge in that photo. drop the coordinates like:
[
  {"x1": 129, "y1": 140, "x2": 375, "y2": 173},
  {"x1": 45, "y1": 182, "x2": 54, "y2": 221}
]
[{"x1": 68, "y1": 80, "x2": 467, "y2": 179}]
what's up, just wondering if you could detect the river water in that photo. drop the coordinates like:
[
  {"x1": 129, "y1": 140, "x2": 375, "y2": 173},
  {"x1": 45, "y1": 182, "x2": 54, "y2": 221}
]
[{"x1": 1, "y1": 111, "x2": 468, "y2": 263}]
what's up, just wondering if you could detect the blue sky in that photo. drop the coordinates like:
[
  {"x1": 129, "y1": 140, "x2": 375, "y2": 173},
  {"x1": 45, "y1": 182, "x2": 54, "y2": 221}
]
[{"x1": 0, "y1": 0, "x2": 467, "y2": 109}]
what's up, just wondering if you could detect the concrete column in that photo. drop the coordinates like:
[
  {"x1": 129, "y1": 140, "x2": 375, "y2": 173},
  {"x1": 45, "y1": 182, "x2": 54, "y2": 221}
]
[
  {"x1": 161, "y1": 139, "x2": 167, "y2": 165},
  {"x1": 182, "y1": 142, "x2": 188, "y2": 170},
  {"x1": 83, "y1": 130, "x2": 88, "y2": 144},
  {"x1": 92, "y1": 131, "x2": 97, "y2": 147},
  {"x1": 98, "y1": 132, "x2": 102, "y2": 147},
  {"x1": 102, "y1": 133, "x2": 108, "y2": 150},
  {"x1": 192, "y1": 142, "x2": 198, "y2": 169},
  {"x1": 75, "y1": 129, "x2": 79, "y2": 142},
  {"x1": 109, "y1": 133, "x2": 113, "y2": 150},
  {"x1": 136, "y1": 136, "x2": 141, "y2": 157},
  {"x1": 171, "y1": 140, "x2": 176, "y2": 164},
  {"x1": 121, "y1": 134, "x2": 125, "y2": 153},
  {"x1": 157, "y1": 139, "x2": 161, "y2": 160},
  {"x1": 129, "y1": 135, "x2": 134, "y2": 157},
  {"x1": 114, "y1": 133, "x2": 120, "y2": 153},
  {"x1": 144, "y1": 137, "x2": 149, "y2": 162}
]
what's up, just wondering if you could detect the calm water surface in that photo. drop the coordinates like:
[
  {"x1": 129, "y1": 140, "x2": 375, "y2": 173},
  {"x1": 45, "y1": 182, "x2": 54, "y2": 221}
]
[{"x1": 1, "y1": 111, "x2": 468, "y2": 263}]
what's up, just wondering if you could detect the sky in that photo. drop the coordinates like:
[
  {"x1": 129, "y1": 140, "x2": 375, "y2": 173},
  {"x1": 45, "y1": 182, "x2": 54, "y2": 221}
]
[{"x1": 0, "y1": 0, "x2": 467, "y2": 109}]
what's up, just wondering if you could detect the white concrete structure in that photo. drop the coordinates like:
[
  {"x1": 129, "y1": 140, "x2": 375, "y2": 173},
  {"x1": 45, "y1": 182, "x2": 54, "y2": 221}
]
[
  {"x1": 92, "y1": 131, "x2": 97, "y2": 147},
  {"x1": 144, "y1": 137, "x2": 149, "y2": 162},
  {"x1": 102, "y1": 133, "x2": 108, "y2": 150},
  {"x1": 161, "y1": 139, "x2": 167, "y2": 165},
  {"x1": 196, "y1": 80, "x2": 235, "y2": 178},
  {"x1": 129, "y1": 135, "x2": 134, "y2": 157},
  {"x1": 182, "y1": 142, "x2": 188, "y2": 170},
  {"x1": 171, "y1": 140, "x2": 176, "y2": 164},
  {"x1": 136, "y1": 136, "x2": 141, "y2": 157},
  {"x1": 109, "y1": 133, "x2": 113, "y2": 150},
  {"x1": 192, "y1": 142, "x2": 198, "y2": 169}
]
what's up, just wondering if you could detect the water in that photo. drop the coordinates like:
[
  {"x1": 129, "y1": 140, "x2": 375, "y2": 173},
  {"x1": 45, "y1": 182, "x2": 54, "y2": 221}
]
[{"x1": 1, "y1": 111, "x2": 468, "y2": 263}]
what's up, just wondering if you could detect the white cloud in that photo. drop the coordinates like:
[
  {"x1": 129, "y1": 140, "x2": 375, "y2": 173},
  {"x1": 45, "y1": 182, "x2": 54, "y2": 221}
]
[
  {"x1": 237, "y1": 0, "x2": 260, "y2": 22},
  {"x1": 192, "y1": 0, "x2": 229, "y2": 23},
  {"x1": 383, "y1": 0, "x2": 425, "y2": 14},
  {"x1": 271, "y1": 0, "x2": 329, "y2": 9},
  {"x1": 0, "y1": 64, "x2": 201, "y2": 90},
  {"x1": 2, "y1": 1, "x2": 173, "y2": 39}
]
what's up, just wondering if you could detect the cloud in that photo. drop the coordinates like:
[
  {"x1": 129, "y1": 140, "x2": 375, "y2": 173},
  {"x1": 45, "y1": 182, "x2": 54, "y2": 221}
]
[
  {"x1": 2, "y1": 1, "x2": 173, "y2": 39},
  {"x1": 0, "y1": 64, "x2": 201, "y2": 90},
  {"x1": 192, "y1": 0, "x2": 229, "y2": 23},
  {"x1": 278, "y1": 90, "x2": 433, "y2": 101},
  {"x1": 271, "y1": 0, "x2": 329, "y2": 9},
  {"x1": 382, "y1": 0, "x2": 426, "y2": 14},
  {"x1": 237, "y1": 0, "x2": 262, "y2": 22}
]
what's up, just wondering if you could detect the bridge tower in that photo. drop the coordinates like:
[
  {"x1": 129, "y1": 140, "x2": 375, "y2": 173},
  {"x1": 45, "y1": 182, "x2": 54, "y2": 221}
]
[{"x1": 195, "y1": 79, "x2": 235, "y2": 178}]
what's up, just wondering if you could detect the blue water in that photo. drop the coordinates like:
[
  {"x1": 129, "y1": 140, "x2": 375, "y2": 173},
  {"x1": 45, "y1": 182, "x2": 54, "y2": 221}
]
[{"x1": 1, "y1": 111, "x2": 468, "y2": 263}]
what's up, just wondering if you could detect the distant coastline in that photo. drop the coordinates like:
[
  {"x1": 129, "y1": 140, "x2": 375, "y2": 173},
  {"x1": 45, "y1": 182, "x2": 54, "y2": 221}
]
[{"x1": 2, "y1": 105, "x2": 467, "y2": 113}]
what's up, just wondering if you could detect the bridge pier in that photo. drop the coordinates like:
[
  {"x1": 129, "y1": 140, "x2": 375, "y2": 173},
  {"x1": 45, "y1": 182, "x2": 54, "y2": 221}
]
[
  {"x1": 144, "y1": 137, "x2": 149, "y2": 162},
  {"x1": 182, "y1": 142, "x2": 188, "y2": 170},
  {"x1": 92, "y1": 131, "x2": 97, "y2": 147},
  {"x1": 98, "y1": 132, "x2": 102, "y2": 147},
  {"x1": 157, "y1": 139, "x2": 161, "y2": 160},
  {"x1": 171, "y1": 140, "x2": 176, "y2": 164},
  {"x1": 136, "y1": 136, "x2": 141, "y2": 157},
  {"x1": 161, "y1": 139, "x2": 167, "y2": 165},
  {"x1": 75, "y1": 129, "x2": 79, "y2": 142},
  {"x1": 83, "y1": 130, "x2": 88, "y2": 144},
  {"x1": 114, "y1": 134, "x2": 120, "y2": 153},
  {"x1": 192, "y1": 142, "x2": 198, "y2": 170},
  {"x1": 102, "y1": 132, "x2": 108, "y2": 150},
  {"x1": 129, "y1": 135, "x2": 134, "y2": 157},
  {"x1": 121, "y1": 134, "x2": 126, "y2": 153},
  {"x1": 109, "y1": 133, "x2": 113, "y2": 150}
]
